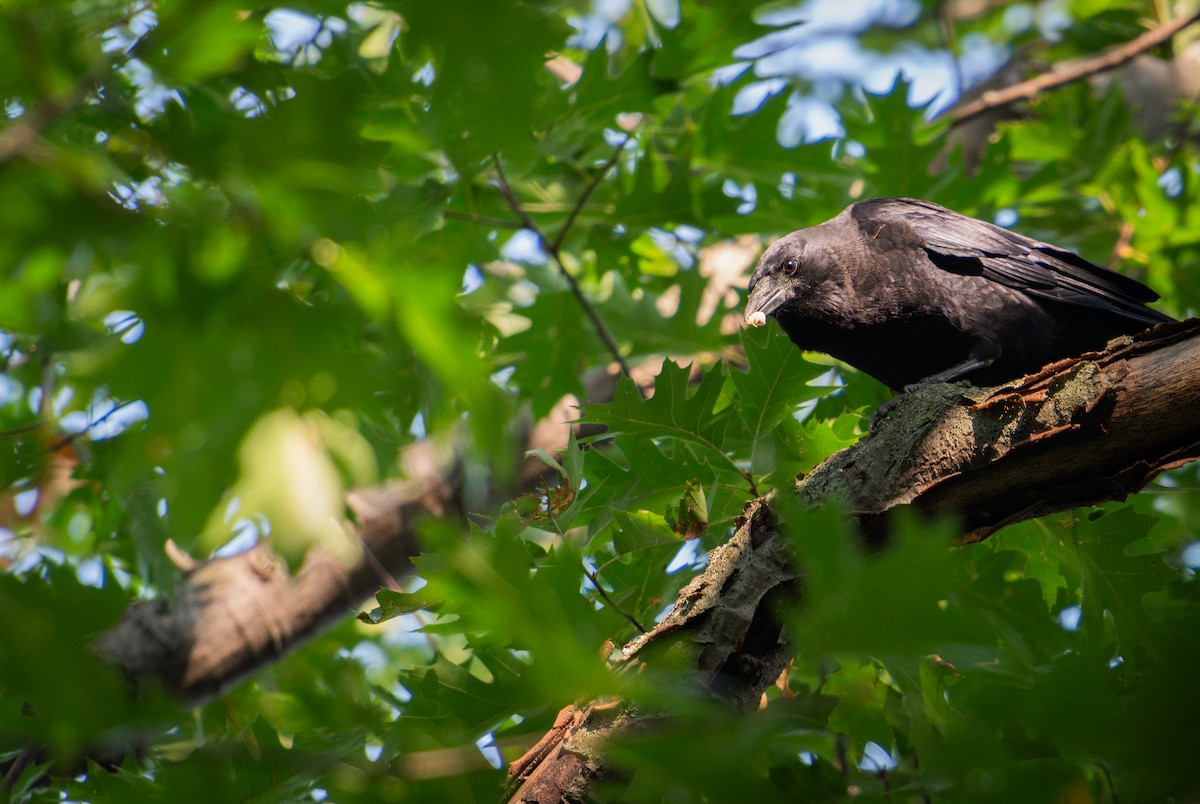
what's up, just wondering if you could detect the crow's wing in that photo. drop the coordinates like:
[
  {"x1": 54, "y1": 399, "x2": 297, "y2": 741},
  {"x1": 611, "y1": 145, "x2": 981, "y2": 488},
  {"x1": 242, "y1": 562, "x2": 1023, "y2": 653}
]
[{"x1": 852, "y1": 197, "x2": 1172, "y2": 326}]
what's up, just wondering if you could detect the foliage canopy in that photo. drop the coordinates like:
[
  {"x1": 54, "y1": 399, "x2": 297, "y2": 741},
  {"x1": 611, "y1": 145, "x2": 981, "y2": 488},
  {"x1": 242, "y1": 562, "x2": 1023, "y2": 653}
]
[{"x1": 2, "y1": 0, "x2": 1199, "y2": 801}]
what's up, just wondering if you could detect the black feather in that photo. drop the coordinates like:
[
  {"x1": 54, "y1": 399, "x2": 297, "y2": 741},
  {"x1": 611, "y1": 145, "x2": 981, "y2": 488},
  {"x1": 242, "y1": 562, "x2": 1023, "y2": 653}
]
[
  {"x1": 854, "y1": 198, "x2": 1167, "y2": 326},
  {"x1": 745, "y1": 197, "x2": 1173, "y2": 397}
]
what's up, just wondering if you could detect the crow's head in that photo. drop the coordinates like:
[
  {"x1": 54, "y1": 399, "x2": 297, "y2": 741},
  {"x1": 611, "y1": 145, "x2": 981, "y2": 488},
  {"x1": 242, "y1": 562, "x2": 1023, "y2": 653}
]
[{"x1": 744, "y1": 232, "x2": 812, "y2": 327}]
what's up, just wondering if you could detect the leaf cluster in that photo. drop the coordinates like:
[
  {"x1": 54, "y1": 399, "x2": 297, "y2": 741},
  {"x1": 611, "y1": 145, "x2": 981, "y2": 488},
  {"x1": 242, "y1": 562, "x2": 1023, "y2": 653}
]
[{"x1": 2, "y1": 0, "x2": 1199, "y2": 801}]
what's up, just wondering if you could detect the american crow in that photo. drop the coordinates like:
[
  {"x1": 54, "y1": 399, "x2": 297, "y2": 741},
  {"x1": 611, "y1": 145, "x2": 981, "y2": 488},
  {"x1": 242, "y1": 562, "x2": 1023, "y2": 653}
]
[{"x1": 745, "y1": 198, "x2": 1172, "y2": 398}]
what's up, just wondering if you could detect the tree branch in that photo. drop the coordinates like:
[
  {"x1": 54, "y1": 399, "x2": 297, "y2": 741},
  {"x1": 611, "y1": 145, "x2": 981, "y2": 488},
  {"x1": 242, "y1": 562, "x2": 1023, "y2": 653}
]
[
  {"x1": 442, "y1": 209, "x2": 526, "y2": 229},
  {"x1": 506, "y1": 320, "x2": 1200, "y2": 800},
  {"x1": 585, "y1": 567, "x2": 648, "y2": 634},
  {"x1": 549, "y1": 133, "x2": 632, "y2": 255},
  {"x1": 808, "y1": 320, "x2": 1200, "y2": 543},
  {"x1": 951, "y1": 11, "x2": 1200, "y2": 126},
  {"x1": 90, "y1": 367, "x2": 642, "y2": 705},
  {"x1": 492, "y1": 150, "x2": 633, "y2": 376},
  {"x1": 82, "y1": 322, "x2": 1200, "y2": 798},
  {"x1": 93, "y1": 437, "x2": 462, "y2": 703}
]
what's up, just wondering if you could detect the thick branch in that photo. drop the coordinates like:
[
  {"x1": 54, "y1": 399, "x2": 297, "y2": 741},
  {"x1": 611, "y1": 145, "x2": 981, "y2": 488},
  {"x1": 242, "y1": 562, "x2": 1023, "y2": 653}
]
[
  {"x1": 800, "y1": 320, "x2": 1200, "y2": 541},
  {"x1": 89, "y1": 367, "x2": 651, "y2": 705},
  {"x1": 507, "y1": 320, "x2": 1200, "y2": 800},
  {"x1": 85, "y1": 322, "x2": 1200, "y2": 798},
  {"x1": 92, "y1": 437, "x2": 463, "y2": 703}
]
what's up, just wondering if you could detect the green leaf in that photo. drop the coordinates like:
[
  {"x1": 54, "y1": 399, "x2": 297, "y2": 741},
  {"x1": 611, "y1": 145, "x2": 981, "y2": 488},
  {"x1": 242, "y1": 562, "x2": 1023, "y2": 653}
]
[
  {"x1": 612, "y1": 509, "x2": 681, "y2": 555},
  {"x1": 358, "y1": 587, "x2": 434, "y2": 625},
  {"x1": 1071, "y1": 504, "x2": 1170, "y2": 660},
  {"x1": 567, "y1": 48, "x2": 673, "y2": 129},
  {"x1": 731, "y1": 320, "x2": 833, "y2": 476},
  {"x1": 396, "y1": 1, "x2": 568, "y2": 166},
  {"x1": 587, "y1": 359, "x2": 730, "y2": 460},
  {"x1": 840, "y1": 78, "x2": 948, "y2": 200},
  {"x1": 824, "y1": 657, "x2": 896, "y2": 757},
  {"x1": 990, "y1": 518, "x2": 1071, "y2": 610},
  {"x1": 782, "y1": 505, "x2": 975, "y2": 660}
]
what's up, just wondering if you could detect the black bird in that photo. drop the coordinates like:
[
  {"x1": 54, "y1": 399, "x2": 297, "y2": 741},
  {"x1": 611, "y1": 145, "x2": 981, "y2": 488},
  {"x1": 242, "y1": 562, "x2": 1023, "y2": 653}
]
[{"x1": 745, "y1": 198, "x2": 1172, "y2": 400}]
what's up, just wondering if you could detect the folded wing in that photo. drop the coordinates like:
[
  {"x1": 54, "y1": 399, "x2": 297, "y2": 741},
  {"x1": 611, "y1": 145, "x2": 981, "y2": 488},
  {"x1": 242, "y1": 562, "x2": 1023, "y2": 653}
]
[{"x1": 853, "y1": 197, "x2": 1171, "y2": 327}]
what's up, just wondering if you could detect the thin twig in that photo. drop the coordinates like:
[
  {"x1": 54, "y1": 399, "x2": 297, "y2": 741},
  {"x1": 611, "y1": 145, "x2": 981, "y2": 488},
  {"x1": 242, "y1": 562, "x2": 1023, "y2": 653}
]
[
  {"x1": 492, "y1": 151, "x2": 632, "y2": 376},
  {"x1": 356, "y1": 539, "x2": 404, "y2": 593},
  {"x1": 1100, "y1": 763, "x2": 1119, "y2": 804},
  {"x1": 290, "y1": 15, "x2": 328, "y2": 65},
  {"x1": 491, "y1": 155, "x2": 540, "y2": 231},
  {"x1": 585, "y1": 568, "x2": 648, "y2": 634},
  {"x1": 47, "y1": 399, "x2": 139, "y2": 452},
  {"x1": 542, "y1": 501, "x2": 647, "y2": 634},
  {"x1": 441, "y1": 209, "x2": 525, "y2": 229},
  {"x1": 950, "y1": 11, "x2": 1200, "y2": 126},
  {"x1": 1, "y1": 747, "x2": 38, "y2": 793},
  {"x1": 550, "y1": 133, "x2": 632, "y2": 254},
  {"x1": 0, "y1": 422, "x2": 44, "y2": 439}
]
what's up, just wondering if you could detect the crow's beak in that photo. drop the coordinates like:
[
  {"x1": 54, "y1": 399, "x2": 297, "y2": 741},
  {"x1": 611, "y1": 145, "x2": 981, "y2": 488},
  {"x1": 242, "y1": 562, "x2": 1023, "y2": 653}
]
[{"x1": 744, "y1": 277, "x2": 785, "y2": 327}]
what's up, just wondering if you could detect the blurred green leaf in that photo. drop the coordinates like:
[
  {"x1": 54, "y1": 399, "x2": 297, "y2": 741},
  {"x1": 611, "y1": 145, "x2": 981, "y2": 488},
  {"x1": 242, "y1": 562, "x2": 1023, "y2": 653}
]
[{"x1": 3, "y1": 0, "x2": 1199, "y2": 800}]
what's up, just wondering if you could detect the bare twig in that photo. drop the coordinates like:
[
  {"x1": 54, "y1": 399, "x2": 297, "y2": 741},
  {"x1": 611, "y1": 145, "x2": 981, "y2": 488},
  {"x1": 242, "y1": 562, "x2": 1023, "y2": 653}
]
[
  {"x1": 549, "y1": 133, "x2": 632, "y2": 254},
  {"x1": 950, "y1": 11, "x2": 1200, "y2": 126},
  {"x1": 47, "y1": 399, "x2": 139, "y2": 452},
  {"x1": 490, "y1": 156, "x2": 539, "y2": 231},
  {"x1": 492, "y1": 151, "x2": 632, "y2": 376},
  {"x1": 288, "y1": 15, "x2": 329, "y2": 65},
  {"x1": 441, "y1": 209, "x2": 525, "y2": 229},
  {"x1": 585, "y1": 568, "x2": 648, "y2": 634},
  {"x1": 545, "y1": 491, "x2": 648, "y2": 633},
  {"x1": 1, "y1": 748, "x2": 37, "y2": 792},
  {"x1": 0, "y1": 422, "x2": 43, "y2": 439}
]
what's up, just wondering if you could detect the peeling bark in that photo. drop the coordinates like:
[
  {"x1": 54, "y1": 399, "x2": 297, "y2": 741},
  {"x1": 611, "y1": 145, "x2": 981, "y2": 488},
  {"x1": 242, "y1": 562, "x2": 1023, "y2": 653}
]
[
  {"x1": 506, "y1": 320, "x2": 1200, "y2": 801},
  {"x1": 90, "y1": 365, "x2": 664, "y2": 705},
  {"x1": 799, "y1": 321, "x2": 1200, "y2": 541},
  {"x1": 93, "y1": 444, "x2": 460, "y2": 703},
  {"x1": 79, "y1": 322, "x2": 1200, "y2": 801}
]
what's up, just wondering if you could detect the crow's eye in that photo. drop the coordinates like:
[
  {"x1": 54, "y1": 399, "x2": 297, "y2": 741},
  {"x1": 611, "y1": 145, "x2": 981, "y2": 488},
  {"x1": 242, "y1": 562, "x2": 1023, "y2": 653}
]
[{"x1": 782, "y1": 258, "x2": 799, "y2": 276}]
